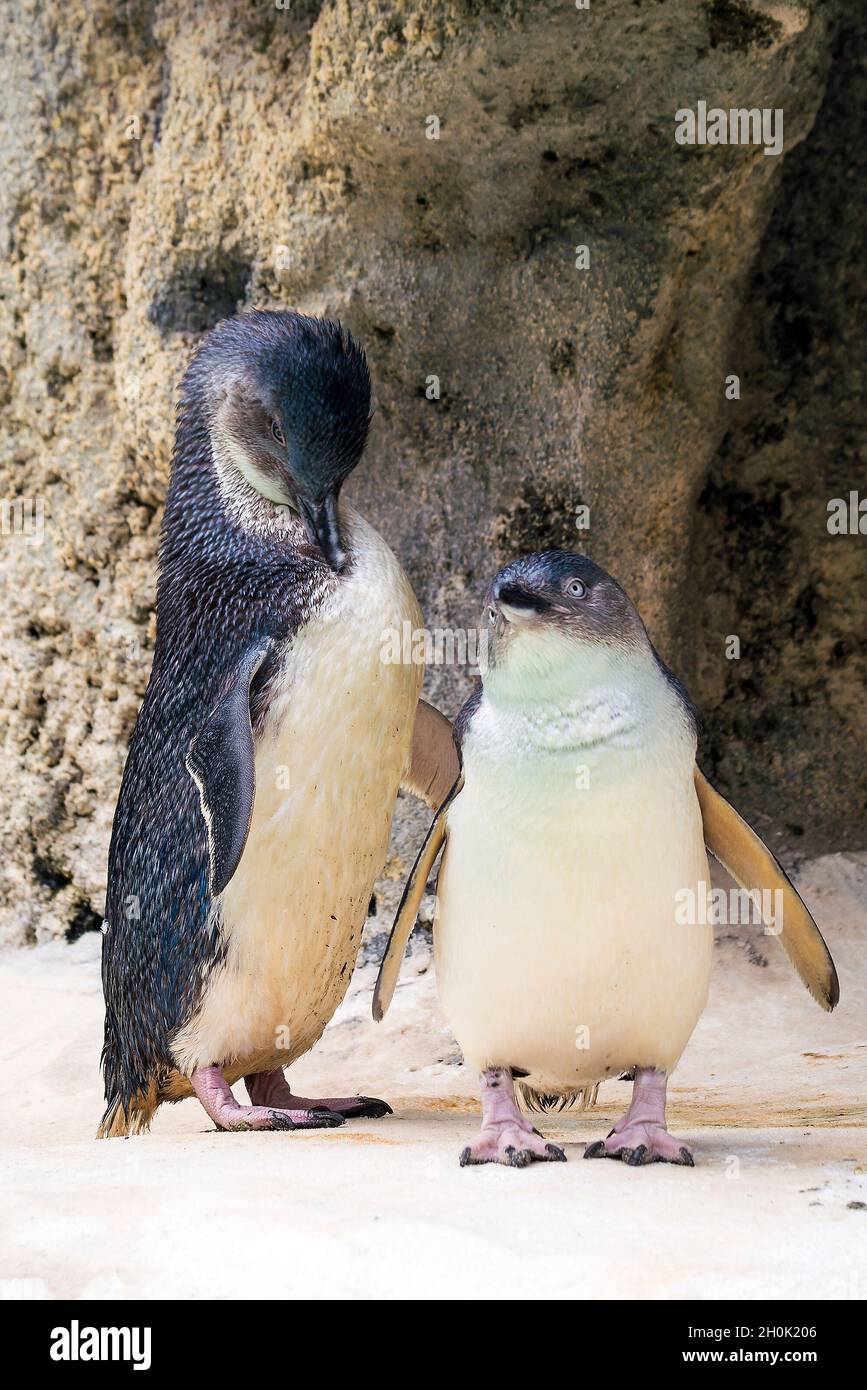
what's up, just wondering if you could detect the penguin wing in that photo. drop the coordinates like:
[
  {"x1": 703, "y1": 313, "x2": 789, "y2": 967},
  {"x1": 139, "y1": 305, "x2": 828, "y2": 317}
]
[
  {"x1": 402, "y1": 699, "x2": 461, "y2": 809},
  {"x1": 186, "y1": 639, "x2": 273, "y2": 898},
  {"x1": 694, "y1": 767, "x2": 839, "y2": 1011},
  {"x1": 373, "y1": 773, "x2": 464, "y2": 1022}
]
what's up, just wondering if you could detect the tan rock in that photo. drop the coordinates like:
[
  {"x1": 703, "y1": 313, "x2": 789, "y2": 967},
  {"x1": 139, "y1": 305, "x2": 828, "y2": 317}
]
[{"x1": 1, "y1": 1, "x2": 864, "y2": 946}]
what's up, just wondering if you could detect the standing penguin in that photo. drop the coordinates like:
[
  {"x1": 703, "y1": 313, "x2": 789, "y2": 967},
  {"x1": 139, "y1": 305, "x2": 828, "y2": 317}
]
[
  {"x1": 374, "y1": 550, "x2": 838, "y2": 1167},
  {"x1": 100, "y1": 310, "x2": 457, "y2": 1137}
]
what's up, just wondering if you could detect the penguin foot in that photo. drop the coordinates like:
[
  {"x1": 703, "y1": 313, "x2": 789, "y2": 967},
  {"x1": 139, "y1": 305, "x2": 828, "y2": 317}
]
[
  {"x1": 582, "y1": 1067, "x2": 694, "y2": 1166},
  {"x1": 245, "y1": 1068, "x2": 392, "y2": 1119},
  {"x1": 583, "y1": 1125, "x2": 694, "y2": 1166},
  {"x1": 192, "y1": 1065, "x2": 345, "y2": 1133},
  {"x1": 460, "y1": 1125, "x2": 567, "y2": 1168},
  {"x1": 461, "y1": 1066, "x2": 567, "y2": 1169},
  {"x1": 218, "y1": 1105, "x2": 345, "y2": 1133},
  {"x1": 298, "y1": 1095, "x2": 393, "y2": 1119}
]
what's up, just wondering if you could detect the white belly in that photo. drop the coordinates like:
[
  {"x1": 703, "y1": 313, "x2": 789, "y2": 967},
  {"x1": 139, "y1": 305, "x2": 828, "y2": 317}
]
[
  {"x1": 173, "y1": 509, "x2": 423, "y2": 1075},
  {"x1": 435, "y1": 736, "x2": 713, "y2": 1090}
]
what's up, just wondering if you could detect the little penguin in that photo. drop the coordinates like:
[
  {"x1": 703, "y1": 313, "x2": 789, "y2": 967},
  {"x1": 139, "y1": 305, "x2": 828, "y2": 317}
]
[
  {"x1": 99, "y1": 310, "x2": 458, "y2": 1137},
  {"x1": 374, "y1": 550, "x2": 839, "y2": 1168}
]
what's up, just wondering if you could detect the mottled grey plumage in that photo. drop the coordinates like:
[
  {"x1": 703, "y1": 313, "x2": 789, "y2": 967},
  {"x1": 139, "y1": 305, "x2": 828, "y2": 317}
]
[{"x1": 100, "y1": 312, "x2": 371, "y2": 1135}]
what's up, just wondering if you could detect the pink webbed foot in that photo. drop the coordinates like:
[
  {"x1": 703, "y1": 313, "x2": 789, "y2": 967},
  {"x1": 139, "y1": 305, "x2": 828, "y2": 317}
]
[
  {"x1": 584, "y1": 1126, "x2": 694, "y2": 1166},
  {"x1": 192, "y1": 1066, "x2": 344, "y2": 1133},
  {"x1": 245, "y1": 1069, "x2": 392, "y2": 1120},
  {"x1": 584, "y1": 1067, "x2": 694, "y2": 1167},
  {"x1": 460, "y1": 1067, "x2": 567, "y2": 1169},
  {"x1": 461, "y1": 1126, "x2": 566, "y2": 1169}
]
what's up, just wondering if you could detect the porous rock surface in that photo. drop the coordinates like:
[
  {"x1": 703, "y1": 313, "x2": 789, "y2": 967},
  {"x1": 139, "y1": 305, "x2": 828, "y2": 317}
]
[{"x1": 0, "y1": 0, "x2": 864, "y2": 945}]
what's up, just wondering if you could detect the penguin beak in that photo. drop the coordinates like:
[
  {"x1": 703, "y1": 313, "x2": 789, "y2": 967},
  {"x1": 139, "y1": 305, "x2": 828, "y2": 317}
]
[
  {"x1": 298, "y1": 490, "x2": 346, "y2": 573},
  {"x1": 494, "y1": 582, "x2": 548, "y2": 623}
]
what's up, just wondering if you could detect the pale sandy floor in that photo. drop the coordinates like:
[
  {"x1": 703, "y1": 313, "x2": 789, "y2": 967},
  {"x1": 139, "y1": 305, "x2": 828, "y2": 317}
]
[{"x1": 1, "y1": 852, "x2": 865, "y2": 1301}]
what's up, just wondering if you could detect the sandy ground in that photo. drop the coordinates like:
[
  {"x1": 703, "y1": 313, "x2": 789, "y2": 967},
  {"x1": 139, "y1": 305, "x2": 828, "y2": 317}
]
[{"x1": 1, "y1": 851, "x2": 866, "y2": 1302}]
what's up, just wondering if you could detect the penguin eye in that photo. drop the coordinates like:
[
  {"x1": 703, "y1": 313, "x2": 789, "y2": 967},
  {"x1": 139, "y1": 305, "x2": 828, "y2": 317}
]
[
  {"x1": 269, "y1": 418, "x2": 286, "y2": 448},
  {"x1": 565, "y1": 578, "x2": 587, "y2": 599}
]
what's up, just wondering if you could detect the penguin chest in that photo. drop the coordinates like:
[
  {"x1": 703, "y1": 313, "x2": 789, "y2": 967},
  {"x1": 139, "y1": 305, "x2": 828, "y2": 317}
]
[
  {"x1": 173, "y1": 521, "x2": 423, "y2": 1075},
  {"x1": 435, "y1": 736, "x2": 713, "y2": 1089}
]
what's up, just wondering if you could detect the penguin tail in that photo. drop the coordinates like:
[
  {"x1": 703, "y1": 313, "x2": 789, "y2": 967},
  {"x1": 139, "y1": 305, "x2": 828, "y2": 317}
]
[
  {"x1": 96, "y1": 1077, "x2": 160, "y2": 1139},
  {"x1": 98, "y1": 1002, "x2": 165, "y2": 1137},
  {"x1": 519, "y1": 1082, "x2": 600, "y2": 1113}
]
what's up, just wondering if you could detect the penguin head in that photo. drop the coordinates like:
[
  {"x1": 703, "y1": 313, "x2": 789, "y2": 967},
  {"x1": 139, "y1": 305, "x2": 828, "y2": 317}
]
[
  {"x1": 193, "y1": 311, "x2": 371, "y2": 572},
  {"x1": 481, "y1": 550, "x2": 649, "y2": 695}
]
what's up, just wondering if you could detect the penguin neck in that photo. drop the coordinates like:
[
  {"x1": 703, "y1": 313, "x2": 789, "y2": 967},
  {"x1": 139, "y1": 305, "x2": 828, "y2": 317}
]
[
  {"x1": 201, "y1": 422, "x2": 301, "y2": 544},
  {"x1": 213, "y1": 451, "x2": 308, "y2": 546},
  {"x1": 476, "y1": 636, "x2": 682, "y2": 762}
]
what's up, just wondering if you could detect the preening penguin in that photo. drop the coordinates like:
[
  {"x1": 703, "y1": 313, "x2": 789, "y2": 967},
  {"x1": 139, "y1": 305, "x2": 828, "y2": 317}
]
[
  {"x1": 374, "y1": 550, "x2": 839, "y2": 1168},
  {"x1": 100, "y1": 310, "x2": 458, "y2": 1137}
]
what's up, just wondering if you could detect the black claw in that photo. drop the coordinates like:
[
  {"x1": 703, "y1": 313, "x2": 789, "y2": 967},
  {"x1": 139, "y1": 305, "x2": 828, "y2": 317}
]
[
  {"x1": 507, "y1": 1147, "x2": 534, "y2": 1168},
  {"x1": 545, "y1": 1143, "x2": 567, "y2": 1162},
  {"x1": 678, "y1": 1147, "x2": 695, "y2": 1167},
  {"x1": 584, "y1": 1140, "x2": 606, "y2": 1159},
  {"x1": 267, "y1": 1112, "x2": 298, "y2": 1131},
  {"x1": 624, "y1": 1144, "x2": 648, "y2": 1166},
  {"x1": 305, "y1": 1108, "x2": 345, "y2": 1128},
  {"x1": 459, "y1": 1146, "x2": 473, "y2": 1167},
  {"x1": 343, "y1": 1097, "x2": 393, "y2": 1119}
]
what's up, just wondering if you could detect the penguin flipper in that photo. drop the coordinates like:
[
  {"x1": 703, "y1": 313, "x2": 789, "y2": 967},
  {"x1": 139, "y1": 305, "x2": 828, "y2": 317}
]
[
  {"x1": 186, "y1": 640, "x2": 272, "y2": 898},
  {"x1": 402, "y1": 699, "x2": 460, "y2": 809},
  {"x1": 373, "y1": 773, "x2": 463, "y2": 1022},
  {"x1": 694, "y1": 767, "x2": 839, "y2": 1011}
]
